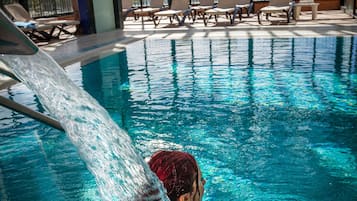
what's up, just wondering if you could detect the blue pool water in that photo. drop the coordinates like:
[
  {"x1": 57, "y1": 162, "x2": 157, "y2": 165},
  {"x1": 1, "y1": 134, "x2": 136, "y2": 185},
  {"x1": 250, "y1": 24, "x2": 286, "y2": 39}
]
[{"x1": 1, "y1": 37, "x2": 357, "y2": 201}]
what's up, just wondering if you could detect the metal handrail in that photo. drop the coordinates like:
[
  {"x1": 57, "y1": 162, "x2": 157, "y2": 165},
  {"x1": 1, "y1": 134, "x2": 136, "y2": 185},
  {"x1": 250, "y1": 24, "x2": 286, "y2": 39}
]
[{"x1": 0, "y1": 95, "x2": 64, "y2": 131}]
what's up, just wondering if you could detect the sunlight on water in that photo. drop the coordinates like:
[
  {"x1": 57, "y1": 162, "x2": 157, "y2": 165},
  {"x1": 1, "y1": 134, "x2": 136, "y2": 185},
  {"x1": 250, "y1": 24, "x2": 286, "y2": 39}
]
[
  {"x1": 312, "y1": 143, "x2": 357, "y2": 184},
  {"x1": 123, "y1": 38, "x2": 357, "y2": 201},
  {"x1": 1, "y1": 37, "x2": 357, "y2": 201},
  {"x1": 0, "y1": 50, "x2": 169, "y2": 201}
]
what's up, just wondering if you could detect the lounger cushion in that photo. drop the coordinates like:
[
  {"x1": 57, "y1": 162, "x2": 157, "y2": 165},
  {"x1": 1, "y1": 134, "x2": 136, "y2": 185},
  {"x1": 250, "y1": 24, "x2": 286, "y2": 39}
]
[
  {"x1": 154, "y1": 10, "x2": 183, "y2": 16},
  {"x1": 134, "y1": 8, "x2": 161, "y2": 14},
  {"x1": 44, "y1": 20, "x2": 80, "y2": 26},
  {"x1": 260, "y1": 6, "x2": 290, "y2": 12},
  {"x1": 14, "y1": 21, "x2": 37, "y2": 29},
  {"x1": 236, "y1": 4, "x2": 250, "y2": 8},
  {"x1": 191, "y1": 5, "x2": 213, "y2": 10},
  {"x1": 205, "y1": 8, "x2": 235, "y2": 15}
]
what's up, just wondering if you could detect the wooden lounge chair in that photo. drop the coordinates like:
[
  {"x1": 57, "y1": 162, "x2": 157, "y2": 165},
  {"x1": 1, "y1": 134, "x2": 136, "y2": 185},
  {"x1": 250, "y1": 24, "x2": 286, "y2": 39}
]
[
  {"x1": 153, "y1": 0, "x2": 193, "y2": 26},
  {"x1": 122, "y1": 0, "x2": 137, "y2": 20},
  {"x1": 257, "y1": 0, "x2": 293, "y2": 24},
  {"x1": 191, "y1": 0, "x2": 215, "y2": 21},
  {"x1": 14, "y1": 21, "x2": 55, "y2": 41},
  {"x1": 203, "y1": 0, "x2": 240, "y2": 26},
  {"x1": 4, "y1": 3, "x2": 79, "y2": 38},
  {"x1": 134, "y1": 0, "x2": 165, "y2": 20},
  {"x1": 236, "y1": 0, "x2": 254, "y2": 20}
]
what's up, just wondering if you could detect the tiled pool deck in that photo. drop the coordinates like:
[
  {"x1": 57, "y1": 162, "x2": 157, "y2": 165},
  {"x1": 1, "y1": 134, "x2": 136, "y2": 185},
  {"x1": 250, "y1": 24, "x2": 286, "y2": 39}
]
[
  {"x1": 1, "y1": 9, "x2": 357, "y2": 89},
  {"x1": 46, "y1": 10, "x2": 357, "y2": 66}
]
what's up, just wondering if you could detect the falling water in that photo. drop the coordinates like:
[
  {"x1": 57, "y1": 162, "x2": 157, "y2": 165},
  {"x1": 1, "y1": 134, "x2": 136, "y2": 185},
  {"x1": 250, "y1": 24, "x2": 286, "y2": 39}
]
[{"x1": 0, "y1": 49, "x2": 169, "y2": 201}]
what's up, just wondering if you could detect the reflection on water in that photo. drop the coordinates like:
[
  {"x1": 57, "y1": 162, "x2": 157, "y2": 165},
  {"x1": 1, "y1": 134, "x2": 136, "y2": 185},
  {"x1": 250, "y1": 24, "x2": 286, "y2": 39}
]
[
  {"x1": 1, "y1": 37, "x2": 357, "y2": 201},
  {"x1": 91, "y1": 37, "x2": 356, "y2": 201}
]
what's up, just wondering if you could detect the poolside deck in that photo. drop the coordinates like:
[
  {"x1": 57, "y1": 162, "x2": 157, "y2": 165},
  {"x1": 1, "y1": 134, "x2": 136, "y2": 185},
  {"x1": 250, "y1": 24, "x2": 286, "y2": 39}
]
[
  {"x1": 1, "y1": 9, "x2": 357, "y2": 89},
  {"x1": 45, "y1": 10, "x2": 357, "y2": 66}
]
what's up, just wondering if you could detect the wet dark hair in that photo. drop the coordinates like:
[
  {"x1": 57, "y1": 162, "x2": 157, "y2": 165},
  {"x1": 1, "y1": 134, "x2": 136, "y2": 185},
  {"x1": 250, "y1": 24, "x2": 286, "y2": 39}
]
[{"x1": 148, "y1": 151, "x2": 198, "y2": 201}]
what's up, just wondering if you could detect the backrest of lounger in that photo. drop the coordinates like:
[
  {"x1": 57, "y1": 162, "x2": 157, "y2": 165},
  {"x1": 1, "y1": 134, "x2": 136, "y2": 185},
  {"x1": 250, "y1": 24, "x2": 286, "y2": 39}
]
[
  {"x1": 122, "y1": 0, "x2": 133, "y2": 9},
  {"x1": 199, "y1": 0, "x2": 215, "y2": 6},
  {"x1": 171, "y1": 0, "x2": 190, "y2": 10},
  {"x1": 269, "y1": 0, "x2": 291, "y2": 7},
  {"x1": 4, "y1": 3, "x2": 32, "y2": 22},
  {"x1": 150, "y1": 0, "x2": 164, "y2": 8},
  {"x1": 217, "y1": 0, "x2": 237, "y2": 8},
  {"x1": 236, "y1": 0, "x2": 251, "y2": 5}
]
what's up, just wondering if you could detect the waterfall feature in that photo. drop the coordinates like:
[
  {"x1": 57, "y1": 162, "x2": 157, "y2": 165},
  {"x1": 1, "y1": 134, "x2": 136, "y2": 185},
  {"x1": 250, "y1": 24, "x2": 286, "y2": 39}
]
[{"x1": 0, "y1": 9, "x2": 168, "y2": 201}]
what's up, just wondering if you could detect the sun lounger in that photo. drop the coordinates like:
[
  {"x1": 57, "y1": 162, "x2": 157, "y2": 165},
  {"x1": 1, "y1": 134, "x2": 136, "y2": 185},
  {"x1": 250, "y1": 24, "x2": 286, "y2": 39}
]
[
  {"x1": 3, "y1": 7, "x2": 55, "y2": 41},
  {"x1": 14, "y1": 21, "x2": 55, "y2": 41},
  {"x1": 4, "y1": 3, "x2": 79, "y2": 38},
  {"x1": 191, "y1": 0, "x2": 215, "y2": 21},
  {"x1": 203, "y1": 0, "x2": 240, "y2": 26},
  {"x1": 257, "y1": 0, "x2": 293, "y2": 24},
  {"x1": 153, "y1": 0, "x2": 193, "y2": 26},
  {"x1": 122, "y1": 0, "x2": 137, "y2": 20},
  {"x1": 134, "y1": 0, "x2": 165, "y2": 20},
  {"x1": 236, "y1": 0, "x2": 254, "y2": 20}
]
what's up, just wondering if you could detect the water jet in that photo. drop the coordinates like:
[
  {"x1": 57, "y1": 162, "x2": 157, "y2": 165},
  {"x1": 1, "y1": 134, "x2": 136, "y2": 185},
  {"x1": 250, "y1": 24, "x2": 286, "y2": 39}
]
[{"x1": 0, "y1": 9, "x2": 168, "y2": 201}]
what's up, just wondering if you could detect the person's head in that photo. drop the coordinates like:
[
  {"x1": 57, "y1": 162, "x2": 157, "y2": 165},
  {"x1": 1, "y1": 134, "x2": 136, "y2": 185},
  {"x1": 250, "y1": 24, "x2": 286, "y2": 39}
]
[{"x1": 148, "y1": 150, "x2": 205, "y2": 201}]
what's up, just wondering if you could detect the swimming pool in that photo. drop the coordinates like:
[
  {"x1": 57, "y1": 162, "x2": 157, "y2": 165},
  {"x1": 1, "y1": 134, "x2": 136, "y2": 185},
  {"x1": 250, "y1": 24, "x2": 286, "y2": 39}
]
[{"x1": 1, "y1": 36, "x2": 357, "y2": 201}]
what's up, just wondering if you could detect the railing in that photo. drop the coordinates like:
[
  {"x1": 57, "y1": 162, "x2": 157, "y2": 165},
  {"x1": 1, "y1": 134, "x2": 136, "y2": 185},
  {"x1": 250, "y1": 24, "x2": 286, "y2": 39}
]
[
  {"x1": 0, "y1": 0, "x2": 13, "y2": 5},
  {"x1": 132, "y1": 0, "x2": 168, "y2": 7},
  {"x1": 131, "y1": 0, "x2": 217, "y2": 7},
  {"x1": 0, "y1": 0, "x2": 74, "y2": 18},
  {"x1": 28, "y1": 0, "x2": 73, "y2": 18},
  {"x1": 133, "y1": 0, "x2": 150, "y2": 7}
]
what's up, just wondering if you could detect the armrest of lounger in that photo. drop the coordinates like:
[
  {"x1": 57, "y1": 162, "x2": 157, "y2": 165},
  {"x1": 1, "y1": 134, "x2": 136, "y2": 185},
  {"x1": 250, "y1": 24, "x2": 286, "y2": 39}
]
[{"x1": 35, "y1": 17, "x2": 58, "y2": 23}]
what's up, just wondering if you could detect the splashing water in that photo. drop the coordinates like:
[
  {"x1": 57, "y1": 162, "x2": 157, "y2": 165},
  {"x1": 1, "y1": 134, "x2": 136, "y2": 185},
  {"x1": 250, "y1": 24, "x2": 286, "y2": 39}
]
[{"x1": 0, "y1": 49, "x2": 169, "y2": 201}]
